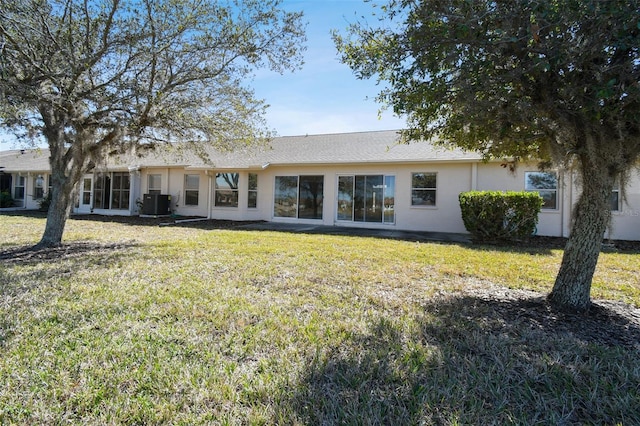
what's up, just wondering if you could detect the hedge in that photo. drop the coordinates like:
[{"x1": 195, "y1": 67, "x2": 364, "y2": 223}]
[{"x1": 459, "y1": 191, "x2": 544, "y2": 242}]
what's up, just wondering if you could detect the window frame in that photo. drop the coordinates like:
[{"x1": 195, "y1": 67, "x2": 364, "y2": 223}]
[
  {"x1": 611, "y1": 180, "x2": 620, "y2": 211},
  {"x1": 110, "y1": 172, "x2": 131, "y2": 210},
  {"x1": 184, "y1": 174, "x2": 200, "y2": 206},
  {"x1": 14, "y1": 175, "x2": 25, "y2": 201},
  {"x1": 248, "y1": 173, "x2": 258, "y2": 208},
  {"x1": 525, "y1": 171, "x2": 558, "y2": 210},
  {"x1": 273, "y1": 175, "x2": 324, "y2": 220},
  {"x1": 33, "y1": 174, "x2": 45, "y2": 200},
  {"x1": 82, "y1": 177, "x2": 92, "y2": 205},
  {"x1": 148, "y1": 174, "x2": 162, "y2": 195},
  {"x1": 411, "y1": 172, "x2": 437, "y2": 207},
  {"x1": 336, "y1": 174, "x2": 395, "y2": 224},
  {"x1": 214, "y1": 172, "x2": 239, "y2": 208}
]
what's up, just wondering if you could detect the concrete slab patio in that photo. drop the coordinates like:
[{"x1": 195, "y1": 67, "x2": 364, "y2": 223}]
[{"x1": 236, "y1": 222, "x2": 471, "y2": 244}]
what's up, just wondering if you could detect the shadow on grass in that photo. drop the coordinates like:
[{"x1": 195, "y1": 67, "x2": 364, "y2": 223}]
[
  {"x1": 284, "y1": 294, "x2": 640, "y2": 425},
  {"x1": 0, "y1": 241, "x2": 138, "y2": 265},
  {"x1": 0, "y1": 241, "x2": 139, "y2": 346}
]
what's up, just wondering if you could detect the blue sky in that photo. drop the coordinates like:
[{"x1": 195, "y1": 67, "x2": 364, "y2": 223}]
[{"x1": 253, "y1": 0, "x2": 405, "y2": 136}]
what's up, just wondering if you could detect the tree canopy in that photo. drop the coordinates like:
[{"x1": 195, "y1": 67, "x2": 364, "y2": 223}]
[
  {"x1": 0, "y1": 0, "x2": 306, "y2": 246},
  {"x1": 335, "y1": 0, "x2": 640, "y2": 312}
]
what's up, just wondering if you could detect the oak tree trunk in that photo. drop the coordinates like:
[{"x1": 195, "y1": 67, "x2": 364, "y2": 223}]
[
  {"x1": 37, "y1": 175, "x2": 75, "y2": 248},
  {"x1": 36, "y1": 111, "x2": 87, "y2": 248},
  {"x1": 548, "y1": 156, "x2": 614, "y2": 312}
]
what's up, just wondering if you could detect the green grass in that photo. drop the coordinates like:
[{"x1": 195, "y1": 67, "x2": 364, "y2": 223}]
[{"x1": 1, "y1": 214, "x2": 638, "y2": 424}]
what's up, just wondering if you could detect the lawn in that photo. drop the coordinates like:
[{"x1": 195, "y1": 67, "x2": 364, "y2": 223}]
[{"x1": 1, "y1": 213, "x2": 639, "y2": 425}]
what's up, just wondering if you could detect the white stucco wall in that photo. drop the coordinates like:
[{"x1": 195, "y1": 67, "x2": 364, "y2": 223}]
[{"x1": 129, "y1": 162, "x2": 640, "y2": 240}]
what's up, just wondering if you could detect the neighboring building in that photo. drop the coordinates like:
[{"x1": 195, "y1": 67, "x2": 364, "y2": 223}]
[{"x1": 1, "y1": 130, "x2": 639, "y2": 240}]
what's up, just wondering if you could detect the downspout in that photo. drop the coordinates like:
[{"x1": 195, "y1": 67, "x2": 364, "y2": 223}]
[
  {"x1": 207, "y1": 170, "x2": 213, "y2": 219},
  {"x1": 471, "y1": 163, "x2": 478, "y2": 190}
]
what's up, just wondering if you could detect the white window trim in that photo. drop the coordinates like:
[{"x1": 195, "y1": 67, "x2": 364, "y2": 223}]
[
  {"x1": 525, "y1": 171, "x2": 559, "y2": 211},
  {"x1": 184, "y1": 174, "x2": 200, "y2": 206},
  {"x1": 410, "y1": 172, "x2": 438, "y2": 209},
  {"x1": 214, "y1": 172, "x2": 240, "y2": 208}
]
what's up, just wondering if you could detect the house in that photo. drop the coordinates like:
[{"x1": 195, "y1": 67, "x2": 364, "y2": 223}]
[{"x1": 1, "y1": 130, "x2": 639, "y2": 240}]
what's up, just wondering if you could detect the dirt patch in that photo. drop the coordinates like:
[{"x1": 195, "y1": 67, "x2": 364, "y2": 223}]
[
  {"x1": 450, "y1": 284, "x2": 640, "y2": 350},
  {"x1": 0, "y1": 241, "x2": 137, "y2": 263}
]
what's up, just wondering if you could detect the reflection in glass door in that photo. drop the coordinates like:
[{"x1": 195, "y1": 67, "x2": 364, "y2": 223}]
[{"x1": 337, "y1": 175, "x2": 395, "y2": 224}]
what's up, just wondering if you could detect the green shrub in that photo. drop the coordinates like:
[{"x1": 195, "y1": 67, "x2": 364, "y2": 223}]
[
  {"x1": 0, "y1": 190, "x2": 14, "y2": 208},
  {"x1": 459, "y1": 191, "x2": 544, "y2": 242},
  {"x1": 38, "y1": 191, "x2": 52, "y2": 212}
]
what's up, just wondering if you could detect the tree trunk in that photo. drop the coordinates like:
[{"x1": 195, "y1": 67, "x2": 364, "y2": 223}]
[
  {"x1": 36, "y1": 110, "x2": 88, "y2": 248},
  {"x1": 37, "y1": 177, "x2": 75, "y2": 248},
  {"x1": 548, "y1": 157, "x2": 614, "y2": 312}
]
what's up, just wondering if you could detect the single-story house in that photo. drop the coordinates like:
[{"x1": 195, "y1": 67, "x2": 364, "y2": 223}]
[{"x1": 1, "y1": 130, "x2": 639, "y2": 240}]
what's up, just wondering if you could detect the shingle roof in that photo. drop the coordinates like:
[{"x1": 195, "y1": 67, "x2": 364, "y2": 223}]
[
  {"x1": 1, "y1": 130, "x2": 482, "y2": 172},
  {"x1": 0, "y1": 149, "x2": 51, "y2": 172}
]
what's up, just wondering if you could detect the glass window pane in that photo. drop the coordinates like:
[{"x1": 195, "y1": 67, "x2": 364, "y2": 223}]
[
  {"x1": 185, "y1": 190, "x2": 199, "y2": 206},
  {"x1": 610, "y1": 191, "x2": 619, "y2": 211},
  {"x1": 298, "y1": 176, "x2": 323, "y2": 219},
  {"x1": 412, "y1": 173, "x2": 436, "y2": 206},
  {"x1": 215, "y1": 173, "x2": 239, "y2": 207},
  {"x1": 248, "y1": 173, "x2": 258, "y2": 191},
  {"x1": 14, "y1": 186, "x2": 24, "y2": 200},
  {"x1": 412, "y1": 173, "x2": 436, "y2": 189},
  {"x1": 354, "y1": 176, "x2": 365, "y2": 222},
  {"x1": 148, "y1": 174, "x2": 161, "y2": 192},
  {"x1": 248, "y1": 191, "x2": 257, "y2": 208},
  {"x1": 525, "y1": 172, "x2": 557, "y2": 190},
  {"x1": 215, "y1": 190, "x2": 238, "y2": 207},
  {"x1": 366, "y1": 175, "x2": 383, "y2": 223},
  {"x1": 412, "y1": 189, "x2": 436, "y2": 206},
  {"x1": 185, "y1": 174, "x2": 199, "y2": 190},
  {"x1": 94, "y1": 190, "x2": 103, "y2": 209},
  {"x1": 337, "y1": 176, "x2": 354, "y2": 221},
  {"x1": 274, "y1": 176, "x2": 298, "y2": 217},
  {"x1": 384, "y1": 175, "x2": 395, "y2": 224},
  {"x1": 111, "y1": 190, "x2": 121, "y2": 209},
  {"x1": 539, "y1": 190, "x2": 557, "y2": 209},
  {"x1": 215, "y1": 173, "x2": 238, "y2": 190}
]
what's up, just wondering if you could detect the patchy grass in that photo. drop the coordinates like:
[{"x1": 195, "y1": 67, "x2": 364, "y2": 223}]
[{"x1": 0, "y1": 214, "x2": 639, "y2": 425}]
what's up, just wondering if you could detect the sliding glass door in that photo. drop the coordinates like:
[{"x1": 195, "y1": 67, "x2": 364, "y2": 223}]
[{"x1": 337, "y1": 175, "x2": 395, "y2": 224}]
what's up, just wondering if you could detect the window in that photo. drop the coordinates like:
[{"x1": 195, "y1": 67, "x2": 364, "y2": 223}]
[
  {"x1": 274, "y1": 175, "x2": 324, "y2": 219},
  {"x1": 82, "y1": 178, "x2": 92, "y2": 205},
  {"x1": 411, "y1": 173, "x2": 437, "y2": 206},
  {"x1": 248, "y1": 173, "x2": 258, "y2": 208},
  {"x1": 33, "y1": 174, "x2": 45, "y2": 200},
  {"x1": 111, "y1": 172, "x2": 130, "y2": 210},
  {"x1": 215, "y1": 172, "x2": 239, "y2": 207},
  {"x1": 337, "y1": 175, "x2": 395, "y2": 224},
  {"x1": 184, "y1": 174, "x2": 199, "y2": 206},
  {"x1": 94, "y1": 173, "x2": 109, "y2": 209},
  {"x1": 92, "y1": 172, "x2": 129, "y2": 209},
  {"x1": 14, "y1": 175, "x2": 25, "y2": 200},
  {"x1": 148, "y1": 174, "x2": 161, "y2": 195},
  {"x1": 298, "y1": 175, "x2": 324, "y2": 219},
  {"x1": 525, "y1": 171, "x2": 558, "y2": 209},
  {"x1": 611, "y1": 180, "x2": 620, "y2": 211}
]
